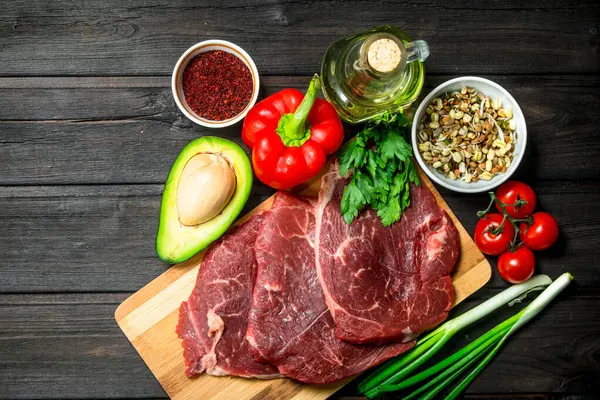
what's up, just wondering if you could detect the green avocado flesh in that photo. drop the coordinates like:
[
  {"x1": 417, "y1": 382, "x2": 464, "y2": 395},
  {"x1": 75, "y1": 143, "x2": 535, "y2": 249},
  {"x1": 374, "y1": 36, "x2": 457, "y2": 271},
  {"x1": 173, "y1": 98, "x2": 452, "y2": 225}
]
[{"x1": 156, "y1": 136, "x2": 253, "y2": 263}]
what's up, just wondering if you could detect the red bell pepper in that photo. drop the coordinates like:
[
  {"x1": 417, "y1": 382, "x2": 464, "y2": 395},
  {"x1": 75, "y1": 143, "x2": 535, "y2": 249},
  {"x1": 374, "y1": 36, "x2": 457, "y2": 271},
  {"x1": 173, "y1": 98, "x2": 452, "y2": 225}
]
[{"x1": 242, "y1": 75, "x2": 344, "y2": 189}]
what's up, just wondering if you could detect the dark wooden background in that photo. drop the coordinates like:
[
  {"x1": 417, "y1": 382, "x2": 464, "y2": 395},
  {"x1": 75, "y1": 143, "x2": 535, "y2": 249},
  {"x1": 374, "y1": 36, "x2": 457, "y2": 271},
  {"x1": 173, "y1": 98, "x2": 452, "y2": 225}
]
[{"x1": 1, "y1": 1, "x2": 599, "y2": 399}]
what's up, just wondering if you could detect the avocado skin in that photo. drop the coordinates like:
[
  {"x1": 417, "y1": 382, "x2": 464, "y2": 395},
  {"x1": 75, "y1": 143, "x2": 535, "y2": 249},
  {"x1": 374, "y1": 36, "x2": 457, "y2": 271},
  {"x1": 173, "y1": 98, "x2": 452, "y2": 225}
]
[{"x1": 156, "y1": 136, "x2": 253, "y2": 264}]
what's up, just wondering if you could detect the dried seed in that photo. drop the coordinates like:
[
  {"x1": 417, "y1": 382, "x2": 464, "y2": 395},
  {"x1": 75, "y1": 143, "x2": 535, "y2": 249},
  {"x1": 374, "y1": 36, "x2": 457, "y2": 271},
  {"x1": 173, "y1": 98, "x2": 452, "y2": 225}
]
[
  {"x1": 492, "y1": 166, "x2": 501, "y2": 174},
  {"x1": 492, "y1": 139, "x2": 505, "y2": 148},
  {"x1": 501, "y1": 166, "x2": 507, "y2": 173},
  {"x1": 469, "y1": 161, "x2": 477, "y2": 168},
  {"x1": 492, "y1": 97, "x2": 502, "y2": 110},
  {"x1": 480, "y1": 171, "x2": 493, "y2": 180}
]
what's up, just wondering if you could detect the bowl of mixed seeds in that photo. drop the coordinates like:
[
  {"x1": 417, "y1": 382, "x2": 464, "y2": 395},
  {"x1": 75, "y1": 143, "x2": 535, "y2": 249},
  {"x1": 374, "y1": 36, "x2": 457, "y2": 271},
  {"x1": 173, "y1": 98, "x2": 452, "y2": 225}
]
[{"x1": 411, "y1": 76, "x2": 526, "y2": 193}]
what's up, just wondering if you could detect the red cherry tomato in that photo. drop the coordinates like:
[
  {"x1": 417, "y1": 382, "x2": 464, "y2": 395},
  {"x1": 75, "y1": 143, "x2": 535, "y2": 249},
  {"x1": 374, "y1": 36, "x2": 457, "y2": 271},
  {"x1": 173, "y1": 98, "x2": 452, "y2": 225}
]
[
  {"x1": 474, "y1": 213, "x2": 515, "y2": 256},
  {"x1": 495, "y1": 181, "x2": 537, "y2": 219},
  {"x1": 497, "y1": 246, "x2": 535, "y2": 283},
  {"x1": 519, "y1": 212, "x2": 559, "y2": 251}
]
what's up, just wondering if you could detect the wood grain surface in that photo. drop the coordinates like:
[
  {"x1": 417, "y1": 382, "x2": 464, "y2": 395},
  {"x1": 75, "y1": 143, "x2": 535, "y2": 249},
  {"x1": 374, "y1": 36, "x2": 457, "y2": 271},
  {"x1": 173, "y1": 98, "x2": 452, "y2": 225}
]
[
  {"x1": 114, "y1": 167, "x2": 491, "y2": 400},
  {"x1": 1, "y1": 0, "x2": 599, "y2": 399}
]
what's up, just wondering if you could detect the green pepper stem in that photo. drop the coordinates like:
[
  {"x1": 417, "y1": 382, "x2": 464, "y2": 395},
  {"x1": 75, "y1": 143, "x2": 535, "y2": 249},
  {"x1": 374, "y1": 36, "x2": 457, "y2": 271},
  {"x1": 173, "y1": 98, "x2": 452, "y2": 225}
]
[{"x1": 279, "y1": 74, "x2": 321, "y2": 142}]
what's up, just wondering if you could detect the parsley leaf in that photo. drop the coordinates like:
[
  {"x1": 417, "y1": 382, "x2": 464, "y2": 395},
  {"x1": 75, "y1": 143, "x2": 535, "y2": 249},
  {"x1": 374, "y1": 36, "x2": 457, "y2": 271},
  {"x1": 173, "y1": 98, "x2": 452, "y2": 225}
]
[
  {"x1": 337, "y1": 112, "x2": 419, "y2": 226},
  {"x1": 377, "y1": 195, "x2": 401, "y2": 227},
  {"x1": 379, "y1": 127, "x2": 412, "y2": 163},
  {"x1": 338, "y1": 141, "x2": 365, "y2": 177},
  {"x1": 340, "y1": 178, "x2": 366, "y2": 225}
]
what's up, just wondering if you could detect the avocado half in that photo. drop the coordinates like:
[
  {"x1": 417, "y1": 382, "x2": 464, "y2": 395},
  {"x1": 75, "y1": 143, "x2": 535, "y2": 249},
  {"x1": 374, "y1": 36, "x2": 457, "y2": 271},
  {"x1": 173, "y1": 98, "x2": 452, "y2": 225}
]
[{"x1": 156, "y1": 136, "x2": 253, "y2": 263}]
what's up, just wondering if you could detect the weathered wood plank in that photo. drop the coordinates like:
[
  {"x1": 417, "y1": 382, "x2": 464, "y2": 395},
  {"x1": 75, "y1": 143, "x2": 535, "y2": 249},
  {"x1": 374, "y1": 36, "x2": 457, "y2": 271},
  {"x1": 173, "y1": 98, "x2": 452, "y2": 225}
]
[
  {"x1": 0, "y1": 291, "x2": 597, "y2": 399},
  {"x1": 0, "y1": 181, "x2": 597, "y2": 293},
  {"x1": 0, "y1": 1, "x2": 597, "y2": 76},
  {"x1": 0, "y1": 293, "x2": 165, "y2": 399},
  {"x1": 0, "y1": 75, "x2": 598, "y2": 184}
]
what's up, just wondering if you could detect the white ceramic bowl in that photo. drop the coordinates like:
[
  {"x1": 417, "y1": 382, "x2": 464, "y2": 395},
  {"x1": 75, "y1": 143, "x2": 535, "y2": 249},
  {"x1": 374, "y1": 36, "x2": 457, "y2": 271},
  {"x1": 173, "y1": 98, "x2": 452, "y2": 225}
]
[
  {"x1": 172, "y1": 40, "x2": 260, "y2": 128},
  {"x1": 411, "y1": 76, "x2": 527, "y2": 193}
]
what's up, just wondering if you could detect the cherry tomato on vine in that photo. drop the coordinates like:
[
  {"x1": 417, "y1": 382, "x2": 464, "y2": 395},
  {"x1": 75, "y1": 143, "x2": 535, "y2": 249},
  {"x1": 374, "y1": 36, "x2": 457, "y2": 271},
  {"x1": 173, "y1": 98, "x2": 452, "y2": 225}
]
[
  {"x1": 519, "y1": 212, "x2": 559, "y2": 251},
  {"x1": 495, "y1": 181, "x2": 537, "y2": 219},
  {"x1": 497, "y1": 246, "x2": 535, "y2": 284},
  {"x1": 474, "y1": 213, "x2": 515, "y2": 256}
]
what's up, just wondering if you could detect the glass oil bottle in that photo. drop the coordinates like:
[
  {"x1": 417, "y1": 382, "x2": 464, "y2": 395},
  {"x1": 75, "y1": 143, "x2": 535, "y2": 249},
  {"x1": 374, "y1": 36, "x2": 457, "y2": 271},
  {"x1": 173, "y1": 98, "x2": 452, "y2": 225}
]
[{"x1": 320, "y1": 26, "x2": 430, "y2": 124}]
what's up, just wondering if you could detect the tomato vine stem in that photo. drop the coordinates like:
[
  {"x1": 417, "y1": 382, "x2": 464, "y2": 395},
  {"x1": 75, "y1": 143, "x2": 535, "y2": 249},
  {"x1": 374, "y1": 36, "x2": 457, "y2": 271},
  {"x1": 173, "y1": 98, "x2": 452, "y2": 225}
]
[{"x1": 477, "y1": 191, "x2": 533, "y2": 249}]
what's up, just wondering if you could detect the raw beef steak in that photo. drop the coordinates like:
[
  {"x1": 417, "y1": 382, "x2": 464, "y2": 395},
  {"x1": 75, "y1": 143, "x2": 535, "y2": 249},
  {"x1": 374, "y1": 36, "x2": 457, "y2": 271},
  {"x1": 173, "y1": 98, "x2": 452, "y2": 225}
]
[
  {"x1": 176, "y1": 214, "x2": 280, "y2": 379},
  {"x1": 315, "y1": 162, "x2": 460, "y2": 344},
  {"x1": 246, "y1": 191, "x2": 413, "y2": 384}
]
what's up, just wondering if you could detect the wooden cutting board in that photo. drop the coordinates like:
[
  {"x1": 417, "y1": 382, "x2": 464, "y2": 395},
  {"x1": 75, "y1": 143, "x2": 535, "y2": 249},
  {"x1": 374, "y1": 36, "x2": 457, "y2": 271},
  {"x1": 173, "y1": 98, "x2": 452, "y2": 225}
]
[{"x1": 115, "y1": 166, "x2": 491, "y2": 400}]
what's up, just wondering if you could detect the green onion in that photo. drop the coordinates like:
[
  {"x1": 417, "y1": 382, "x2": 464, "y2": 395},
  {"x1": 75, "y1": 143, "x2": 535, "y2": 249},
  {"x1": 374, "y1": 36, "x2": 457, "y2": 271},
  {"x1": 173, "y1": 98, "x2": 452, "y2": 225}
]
[
  {"x1": 360, "y1": 273, "x2": 573, "y2": 399},
  {"x1": 358, "y1": 274, "x2": 553, "y2": 394}
]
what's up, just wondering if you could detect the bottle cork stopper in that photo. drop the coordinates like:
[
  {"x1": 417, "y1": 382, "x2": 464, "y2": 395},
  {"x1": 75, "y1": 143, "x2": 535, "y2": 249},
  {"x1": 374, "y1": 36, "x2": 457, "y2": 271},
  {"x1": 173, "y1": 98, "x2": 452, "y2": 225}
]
[{"x1": 367, "y1": 38, "x2": 402, "y2": 73}]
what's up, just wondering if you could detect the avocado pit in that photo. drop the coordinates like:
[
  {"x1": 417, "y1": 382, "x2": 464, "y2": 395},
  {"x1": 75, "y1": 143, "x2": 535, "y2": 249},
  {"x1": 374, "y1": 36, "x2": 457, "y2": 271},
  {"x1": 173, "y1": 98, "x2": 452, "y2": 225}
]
[{"x1": 176, "y1": 153, "x2": 237, "y2": 226}]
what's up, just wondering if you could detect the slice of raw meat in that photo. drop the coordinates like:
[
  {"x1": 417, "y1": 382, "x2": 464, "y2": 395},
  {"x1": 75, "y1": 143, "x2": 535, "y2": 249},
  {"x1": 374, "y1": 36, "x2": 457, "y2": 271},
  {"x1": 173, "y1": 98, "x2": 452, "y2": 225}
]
[
  {"x1": 176, "y1": 214, "x2": 280, "y2": 379},
  {"x1": 246, "y1": 191, "x2": 413, "y2": 384},
  {"x1": 315, "y1": 162, "x2": 460, "y2": 344}
]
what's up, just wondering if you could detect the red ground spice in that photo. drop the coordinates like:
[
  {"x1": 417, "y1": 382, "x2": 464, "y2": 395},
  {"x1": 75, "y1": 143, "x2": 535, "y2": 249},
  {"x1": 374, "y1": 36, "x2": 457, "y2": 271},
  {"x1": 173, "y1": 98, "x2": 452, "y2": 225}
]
[{"x1": 182, "y1": 50, "x2": 253, "y2": 121}]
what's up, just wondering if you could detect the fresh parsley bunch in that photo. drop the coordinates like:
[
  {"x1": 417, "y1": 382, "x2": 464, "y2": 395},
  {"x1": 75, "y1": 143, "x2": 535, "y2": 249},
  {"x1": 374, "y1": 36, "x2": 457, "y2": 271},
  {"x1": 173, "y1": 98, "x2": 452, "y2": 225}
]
[{"x1": 338, "y1": 112, "x2": 420, "y2": 226}]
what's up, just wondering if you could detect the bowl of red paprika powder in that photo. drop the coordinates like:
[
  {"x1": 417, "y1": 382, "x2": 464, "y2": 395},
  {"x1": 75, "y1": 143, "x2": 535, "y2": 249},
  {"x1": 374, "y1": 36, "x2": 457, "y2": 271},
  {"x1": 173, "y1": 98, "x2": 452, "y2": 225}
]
[{"x1": 172, "y1": 40, "x2": 260, "y2": 128}]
